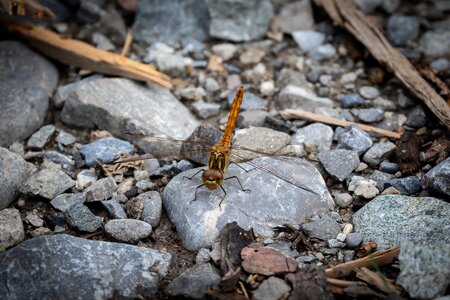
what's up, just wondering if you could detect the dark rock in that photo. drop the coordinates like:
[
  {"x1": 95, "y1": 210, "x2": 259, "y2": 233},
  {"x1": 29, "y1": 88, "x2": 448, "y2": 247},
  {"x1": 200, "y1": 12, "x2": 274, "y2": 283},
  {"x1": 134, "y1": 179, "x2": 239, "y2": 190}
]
[
  {"x1": 356, "y1": 108, "x2": 385, "y2": 123},
  {"x1": 379, "y1": 161, "x2": 400, "y2": 173},
  {"x1": 397, "y1": 240, "x2": 450, "y2": 299},
  {"x1": 336, "y1": 125, "x2": 373, "y2": 155},
  {"x1": 406, "y1": 105, "x2": 427, "y2": 128},
  {"x1": 0, "y1": 147, "x2": 37, "y2": 209},
  {"x1": 0, "y1": 41, "x2": 58, "y2": 147},
  {"x1": 318, "y1": 149, "x2": 360, "y2": 181},
  {"x1": 133, "y1": 0, "x2": 210, "y2": 46},
  {"x1": 301, "y1": 217, "x2": 341, "y2": 241},
  {"x1": 370, "y1": 170, "x2": 395, "y2": 191},
  {"x1": 78, "y1": 137, "x2": 134, "y2": 167},
  {"x1": 385, "y1": 176, "x2": 422, "y2": 195},
  {"x1": 166, "y1": 263, "x2": 221, "y2": 299},
  {"x1": 0, "y1": 208, "x2": 25, "y2": 251},
  {"x1": 26, "y1": 125, "x2": 56, "y2": 149},
  {"x1": 340, "y1": 94, "x2": 365, "y2": 108},
  {"x1": 65, "y1": 202, "x2": 102, "y2": 232},
  {"x1": 387, "y1": 15, "x2": 420, "y2": 47},
  {"x1": 206, "y1": 0, "x2": 273, "y2": 42},
  {"x1": 101, "y1": 199, "x2": 127, "y2": 219},
  {"x1": 363, "y1": 142, "x2": 396, "y2": 165},
  {"x1": 0, "y1": 235, "x2": 171, "y2": 298},
  {"x1": 423, "y1": 157, "x2": 450, "y2": 196},
  {"x1": 20, "y1": 168, "x2": 75, "y2": 199},
  {"x1": 353, "y1": 195, "x2": 450, "y2": 249},
  {"x1": 104, "y1": 219, "x2": 152, "y2": 243},
  {"x1": 51, "y1": 193, "x2": 86, "y2": 212}
]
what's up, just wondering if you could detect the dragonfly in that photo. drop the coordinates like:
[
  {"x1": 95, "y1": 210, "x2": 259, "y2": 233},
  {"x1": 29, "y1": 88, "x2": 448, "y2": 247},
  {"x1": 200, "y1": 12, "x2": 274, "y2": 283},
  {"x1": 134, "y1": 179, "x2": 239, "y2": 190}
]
[{"x1": 108, "y1": 86, "x2": 318, "y2": 206}]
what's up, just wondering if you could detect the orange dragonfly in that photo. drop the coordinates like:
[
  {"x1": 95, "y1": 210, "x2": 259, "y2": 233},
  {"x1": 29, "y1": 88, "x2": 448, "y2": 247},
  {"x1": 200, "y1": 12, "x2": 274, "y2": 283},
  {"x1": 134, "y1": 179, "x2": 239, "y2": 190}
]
[{"x1": 110, "y1": 86, "x2": 317, "y2": 205}]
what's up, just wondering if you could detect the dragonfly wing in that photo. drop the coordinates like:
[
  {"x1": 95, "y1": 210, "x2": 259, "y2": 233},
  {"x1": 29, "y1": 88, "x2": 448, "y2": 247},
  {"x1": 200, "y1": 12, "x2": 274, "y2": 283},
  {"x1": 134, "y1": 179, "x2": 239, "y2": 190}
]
[{"x1": 181, "y1": 124, "x2": 222, "y2": 165}]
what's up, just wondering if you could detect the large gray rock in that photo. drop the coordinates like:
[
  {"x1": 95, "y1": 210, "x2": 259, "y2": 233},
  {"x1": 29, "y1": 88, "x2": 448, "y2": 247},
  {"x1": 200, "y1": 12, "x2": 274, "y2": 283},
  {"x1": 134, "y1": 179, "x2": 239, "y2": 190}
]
[
  {"x1": 353, "y1": 195, "x2": 450, "y2": 249},
  {"x1": 60, "y1": 78, "x2": 199, "y2": 140},
  {"x1": 20, "y1": 168, "x2": 75, "y2": 199},
  {"x1": 0, "y1": 235, "x2": 171, "y2": 299},
  {"x1": 206, "y1": 0, "x2": 273, "y2": 42},
  {"x1": 0, "y1": 147, "x2": 37, "y2": 209},
  {"x1": 423, "y1": 157, "x2": 450, "y2": 197},
  {"x1": 133, "y1": 0, "x2": 210, "y2": 45},
  {"x1": 0, "y1": 41, "x2": 58, "y2": 147},
  {"x1": 0, "y1": 208, "x2": 25, "y2": 251},
  {"x1": 163, "y1": 156, "x2": 333, "y2": 251},
  {"x1": 397, "y1": 240, "x2": 450, "y2": 300}
]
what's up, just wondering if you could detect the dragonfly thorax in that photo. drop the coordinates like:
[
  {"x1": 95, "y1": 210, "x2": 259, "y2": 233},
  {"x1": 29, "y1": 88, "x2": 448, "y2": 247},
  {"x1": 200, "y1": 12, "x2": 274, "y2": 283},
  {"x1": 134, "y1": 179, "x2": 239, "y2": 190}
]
[{"x1": 202, "y1": 168, "x2": 224, "y2": 190}]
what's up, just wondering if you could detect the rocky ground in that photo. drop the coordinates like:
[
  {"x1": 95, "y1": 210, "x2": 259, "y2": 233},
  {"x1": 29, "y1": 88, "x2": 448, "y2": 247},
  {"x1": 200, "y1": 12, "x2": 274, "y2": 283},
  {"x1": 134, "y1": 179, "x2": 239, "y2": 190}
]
[{"x1": 0, "y1": 0, "x2": 449, "y2": 299}]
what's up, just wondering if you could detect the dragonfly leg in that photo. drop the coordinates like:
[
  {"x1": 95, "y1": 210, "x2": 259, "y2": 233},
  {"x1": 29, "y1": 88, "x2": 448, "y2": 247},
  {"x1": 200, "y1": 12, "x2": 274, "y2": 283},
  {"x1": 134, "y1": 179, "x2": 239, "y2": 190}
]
[
  {"x1": 189, "y1": 183, "x2": 205, "y2": 204},
  {"x1": 183, "y1": 168, "x2": 205, "y2": 181},
  {"x1": 224, "y1": 175, "x2": 251, "y2": 193},
  {"x1": 217, "y1": 185, "x2": 227, "y2": 209},
  {"x1": 229, "y1": 161, "x2": 256, "y2": 173}
]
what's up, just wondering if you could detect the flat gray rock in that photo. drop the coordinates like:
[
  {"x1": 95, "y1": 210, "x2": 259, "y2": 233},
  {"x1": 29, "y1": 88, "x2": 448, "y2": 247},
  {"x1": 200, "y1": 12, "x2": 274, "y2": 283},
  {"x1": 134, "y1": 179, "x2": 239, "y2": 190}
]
[
  {"x1": 84, "y1": 177, "x2": 117, "y2": 202},
  {"x1": 51, "y1": 193, "x2": 86, "y2": 212},
  {"x1": 278, "y1": 0, "x2": 314, "y2": 33},
  {"x1": 0, "y1": 235, "x2": 171, "y2": 299},
  {"x1": 206, "y1": 0, "x2": 273, "y2": 42},
  {"x1": 20, "y1": 168, "x2": 75, "y2": 199},
  {"x1": 423, "y1": 157, "x2": 450, "y2": 197},
  {"x1": 362, "y1": 142, "x2": 396, "y2": 165},
  {"x1": 277, "y1": 85, "x2": 333, "y2": 111},
  {"x1": 133, "y1": 0, "x2": 210, "y2": 45},
  {"x1": 65, "y1": 202, "x2": 102, "y2": 232},
  {"x1": 253, "y1": 276, "x2": 291, "y2": 300},
  {"x1": 78, "y1": 137, "x2": 134, "y2": 167},
  {"x1": 166, "y1": 263, "x2": 221, "y2": 299},
  {"x1": 318, "y1": 149, "x2": 360, "y2": 181},
  {"x1": 397, "y1": 240, "x2": 450, "y2": 299},
  {"x1": 60, "y1": 78, "x2": 199, "y2": 140},
  {"x1": 301, "y1": 217, "x2": 341, "y2": 241},
  {"x1": 291, "y1": 123, "x2": 333, "y2": 154},
  {"x1": 104, "y1": 219, "x2": 152, "y2": 243},
  {"x1": 26, "y1": 125, "x2": 56, "y2": 149},
  {"x1": 336, "y1": 125, "x2": 373, "y2": 155},
  {"x1": 0, "y1": 41, "x2": 58, "y2": 147},
  {"x1": 138, "y1": 191, "x2": 162, "y2": 227},
  {"x1": 0, "y1": 147, "x2": 37, "y2": 209},
  {"x1": 101, "y1": 199, "x2": 127, "y2": 219},
  {"x1": 0, "y1": 208, "x2": 25, "y2": 251},
  {"x1": 163, "y1": 156, "x2": 333, "y2": 251},
  {"x1": 353, "y1": 195, "x2": 450, "y2": 249}
]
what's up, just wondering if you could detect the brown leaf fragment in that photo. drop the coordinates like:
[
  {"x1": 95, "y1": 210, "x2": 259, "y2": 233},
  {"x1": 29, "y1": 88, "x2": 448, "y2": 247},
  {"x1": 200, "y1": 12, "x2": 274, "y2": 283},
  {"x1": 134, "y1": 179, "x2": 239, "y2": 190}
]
[
  {"x1": 423, "y1": 138, "x2": 450, "y2": 164},
  {"x1": 1, "y1": 0, "x2": 54, "y2": 19},
  {"x1": 355, "y1": 241, "x2": 378, "y2": 259},
  {"x1": 355, "y1": 267, "x2": 402, "y2": 295},
  {"x1": 241, "y1": 245, "x2": 297, "y2": 276},
  {"x1": 394, "y1": 132, "x2": 420, "y2": 175},
  {"x1": 286, "y1": 266, "x2": 334, "y2": 300},
  {"x1": 418, "y1": 65, "x2": 450, "y2": 98},
  {"x1": 123, "y1": 197, "x2": 143, "y2": 219},
  {"x1": 273, "y1": 224, "x2": 313, "y2": 252},
  {"x1": 219, "y1": 222, "x2": 255, "y2": 292}
]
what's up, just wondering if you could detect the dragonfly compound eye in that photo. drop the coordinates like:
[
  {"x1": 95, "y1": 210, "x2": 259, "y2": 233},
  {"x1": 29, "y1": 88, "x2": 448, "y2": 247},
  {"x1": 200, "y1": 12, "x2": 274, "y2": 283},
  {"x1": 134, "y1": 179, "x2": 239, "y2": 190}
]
[{"x1": 202, "y1": 169, "x2": 224, "y2": 189}]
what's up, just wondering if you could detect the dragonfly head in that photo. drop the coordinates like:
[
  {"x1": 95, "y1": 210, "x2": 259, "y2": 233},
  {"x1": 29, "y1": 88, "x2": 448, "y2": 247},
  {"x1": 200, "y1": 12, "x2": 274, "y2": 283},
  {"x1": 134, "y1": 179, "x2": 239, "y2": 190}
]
[{"x1": 202, "y1": 168, "x2": 224, "y2": 190}]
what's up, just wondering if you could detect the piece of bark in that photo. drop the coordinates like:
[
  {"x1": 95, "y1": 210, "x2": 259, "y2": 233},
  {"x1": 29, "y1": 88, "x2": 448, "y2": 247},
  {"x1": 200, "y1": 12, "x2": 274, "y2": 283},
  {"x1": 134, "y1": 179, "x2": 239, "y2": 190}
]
[
  {"x1": 120, "y1": 28, "x2": 133, "y2": 57},
  {"x1": 281, "y1": 108, "x2": 401, "y2": 139},
  {"x1": 7, "y1": 21, "x2": 172, "y2": 89},
  {"x1": 423, "y1": 138, "x2": 450, "y2": 164},
  {"x1": 312, "y1": 0, "x2": 450, "y2": 129},
  {"x1": 326, "y1": 246, "x2": 400, "y2": 279},
  {"x1": 355, "y1": 267, "x2": 402, "y2": 295},
  {"x1": 1, "y1": 0, "x2": 54, "y2": 19},
  {"x1": 241, "y1": 245, "x2": 297, "y2": 276},
  {"x1": 394, "y1": 132, "x2": 420, "y2": 175},
  {"x1": 418, "y1": 66, "x2": 450, "y2": 98},
  {"x1": 219, "y1": 222, "x2": 254, "y2": 292},
  {"x1": 286, "y1": 266, "x2": 334, "y2": 300}
]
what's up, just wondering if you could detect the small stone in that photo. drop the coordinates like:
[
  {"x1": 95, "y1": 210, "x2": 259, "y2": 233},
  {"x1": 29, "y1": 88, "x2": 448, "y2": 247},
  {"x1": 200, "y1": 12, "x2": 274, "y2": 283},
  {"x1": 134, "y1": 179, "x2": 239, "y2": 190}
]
[
  {"x1": 292, "y1": 30, "x2": 325, "y2": 52},
  {"x1": 212, "y1": 43, "x2": 237, "y2": 61},
  {"x1": 356, "y1": 108, "x2": 385, "y2": 123},
  {"x1": 343, "y1": 250, "x2": 355, "y2": 262},
  {"x1": 336, "y1": 233, "x2": 347, "y2": 242},
  {"x1": 226, "y1": 74, "x2": 242, "y2": 90},
  {"x1": 301, "y1": 217, "x2": 342, "y2": 241},
  {"x1": 334, "y1": 193, "x2": 353, "y2": 208},
  {"x1": 278, "y1": 0, "x2": 314, "y2": 33},
  {"x1": 315, "y1": 252, "x2": 325, "y2": 261},
  {"x1": 359, "y1": 86, "x2": 380, "y2": 99},
  {"x1": 8, "y1": 142, "x2": 25, "y2": 156},
  {"x1": 156, "y1": 53, "x2": 186, "y2": 77},
  {"x1": 20, "y1": 168, "x2": 75, "y2": 199},
  {"x1": 379, "y1": 161, "x2": 400, "y2": 173},
  {"x1": 92, "y1": 32, "x2": 115, "y2": 51},
  {"x1": 65, "y1": 202, "x2": 102, "y2": 232},
  {"x1": 227, "y1": 89, "x2": 267, "y2": 111},
  {"x1": 43, "y1": 151, "x2": 74, "y2": 171},
  {"x1": 26, "y1": 125, "x2": 56, "y2": 149},
  {"x1": 380, "y1": 186, "x2": 401, "y2": 195},
  {"x1": 384, "y1": 176, "x2": 422, "y2": 196},
  {"x1": 323, "y1": 248, "x2": 338, "y2": 255},
  {"x1": 327, "y1": 239, "x2": 346, "y2": 248},
  {"x1": 277, "y1": 85, "x2": 333, "y2": 111},
  {"x1": 406, "y1": 106, "x2": 427, "y2": 128},
  {"x1": 136, "y1": 180, "x2": 155, "y2": 192},
  {"x1": 104, "y1": 219, "x2": 152, "y2": 243},
  {"x1": 336, "y1": 125, "x2": 373, "y2": 155},
  {"x1": 25, "y1": 212, "x2": 44, "y2": 227},
  {"x1": 137, "y1": 191, "x2": 162, "y2": 228},
  {"x1": 30, "y1": 227, "x2": 52, "y2": 237},
  {"x1": 56, "y1": 130, "x2": 76, "y2": 146},
  {"x1": 340, "y1": 71, "x2": 360, "y2": 84},
  {"x1": 363, "y1": 142, "x2": 396, "y2": 165},
  {"x1": 51, "y1": 193, "x2": 85, "y2": 212},
  {"x1": 343, "y1": 223, "x2": 353, "y2": 235},
  {"x1": 423, "y1": 157, "x2": 450, "y2": 196},
  {"x1": 76, "y1": 170, "x2": 97, "y2": 189},
  {"x1": 240, "y1": 48, "x2": 265, "y2": 65},
  {"x1": 318, "y1": 149, "x2": 360, "y2": 181},
  {"x1": 260, "y1": 80, "x2": 275, "y2": 96},
  {"x1": 180, "y1": 86, "x2": 206, "y2": 101},
  {"x1": 355, "y1": 162, "x2": 368, "y2": 172},
  {"x1": 372, "y1": 97, "x2": 396, "y2": 111},
  {"x1": 204, "y1": 78, "x2": 220, "y2": 92},
  {"x1": 84, "y1": 177, "x2": 117, "y2": 202},
  {"x1": 387, "y1": 15, "x2": 420, "y2": 47},
  {"x1": 291, "y1": 123, "x2": 333, "y2": 154},
  {"x1": 346, "y1": 232, "x2": 363, "y2": 248},
  {"x1": 191, "y1": 102, "x2": 221, "y2": 119},
  {"x1": 101, "y1": 199, "x2": 127, "y2": 219},
  {"x1": 296, "y1": 255, "x2": 317, "y2": 263},
  {"x1": 0, "y1": 208, "x2": 25, "y2": 251},
  {"x1": 309, "y1": 44, "x2": 336, "y2": 61},
  {"x1": 370, "y1": 170, "x2": 395, "y2": 192},
  {"x1": 253, "y1": 276, "x2": 291, "y2": 300},
  {"x1": 340, "y1": 94, "x2": 365, "y2": 108},
  {"x1": 241, "y1": 246, "x2": 297, "y2": 275},
  {"x1": 78, "y1": 137, "x2": 134, "y2": 167},
  {"x1": 143, "y1": 158, "x2": 160, "y2": 174},
  {"x1": 133, "y1": 170, "x2": 149, "y2": 181},
  {"x1": 195, "y1": 248, "x2": 211, "y2": 265},
  {"x1": 430, "y1": 58, "x2": 450, "y2": 71},
  {"x1": 397, "y1": 92, "x2": 416, "y2": 108}
]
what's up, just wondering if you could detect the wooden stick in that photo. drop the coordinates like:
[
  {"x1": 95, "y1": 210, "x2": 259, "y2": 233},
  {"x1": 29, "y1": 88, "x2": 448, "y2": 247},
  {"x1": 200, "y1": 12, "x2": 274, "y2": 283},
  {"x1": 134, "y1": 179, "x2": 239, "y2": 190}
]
[
  {"x1": 312, "y1": 0, "x2": 450, "y2": 129},
  {"x1": 281, "y1": 108, "x2": 401, "y2": 139},
  {"x1": 120, "y1": 28, "x2": 133, "y2": 57},
  {"x1": 355, "y1": 267, "x2": 402, "y2": 295},
  {"x1": 7, "y1": 20, "x2": 173, "y2": 89},
  {"x1": 325, "y1": 246, "x2": 400, "y2": 279}
]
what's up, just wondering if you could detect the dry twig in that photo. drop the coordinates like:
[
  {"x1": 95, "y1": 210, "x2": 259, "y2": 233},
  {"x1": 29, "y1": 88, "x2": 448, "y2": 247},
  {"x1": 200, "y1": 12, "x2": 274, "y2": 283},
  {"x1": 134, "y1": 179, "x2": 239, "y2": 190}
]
[{"x1": 355, "y1": 267, "x2": 402, "y2": 295}]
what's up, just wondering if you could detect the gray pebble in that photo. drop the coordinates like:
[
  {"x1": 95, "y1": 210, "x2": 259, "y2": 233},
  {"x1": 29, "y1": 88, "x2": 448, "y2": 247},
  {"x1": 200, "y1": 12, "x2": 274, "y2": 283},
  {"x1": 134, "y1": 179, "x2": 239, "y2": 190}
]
[
  {"x1": 346, "y1": 233, "x2": 363, "y2": 248},
  {"x1": 334, "y1": 193, "x2": 353, "y2": 208},
  {"x1": 327, "y1": 239, "x2": 346, "y2": 248},
  {"x1": 65, "y1": 202, "x2": 102, "y2": 232},
  {"x1": 195, "y1": 248, "x2": 211, "y2": 265},
  {"x1": 51, "y1": 193, "x2": 86, "y2": 212},
  {"x1": 318, "y1": 149, "x2": 360, "y2": 181},
  {"x1": 356, "y1": 108, "x2": 385, "y2": 123},
  {"x1": 340, "y1": 93, "x2": 365, "y2": 108},
  {"x1": 301, "y1": 217, "x2": 342, "y2": 241},
  {"x1": 387, "y1": 15, "x2": 419, "y2": 47},
  {"x1": 191, "y1": 102, "x2": 221, "y2": 119},
  {"x1": 78, "y1": 137, "x2": 134, "y2": 167},
  {"x1": 76, "y1": 170, "x2": 97, "y2": 189},
  {"x1": 296, "y1": 255, "x2": 317, "y2": 263},
  {"x1": 104, "y1": 219, "x2": 152, "y2": 243},
  {"x1": 56, "y1": 130, "x2": 76, "y2": 146},
  {"x1": 137, "y1": 191, "x2": 162, "y2": 227},
  {"x1": 20, "y1": 168, "x2": 75, "y2": 199},
  {"x1": 379, "y1": 161, "x2": 400, "y2": 173},
  {"x1": 101, "y1": 199, "x2": 127, "y2": 219},
  {"x1": 84, "y1": 177, "x2": 117, "y2": 202},
  {"x1": 363, "y1": 142, "x2": 396, "y2": 165},
  {"x1": 0, "y1": 208, "x2": 25, "y2": 251},
  {"x1": 336, "y1": 125, "x2": 373, "y2": 155},
  {"x1": 385, "y1": 176, "x2": 422, "y2": 195},
  {"x1": 359, "y1": 86, "x2": 380, "y2": 99},
  {"x1": 25, "y1": 212, "x2": 44, "y2": 227},
  {"x1": 26, "y1": 125, "x2": 56, "y2": 149},
  {"x1": 423, "y1": 157, "x2": 450, "y2": 196},
  {"x1": 406, "y1": 106, "x2": 427, "y2": 128}
]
